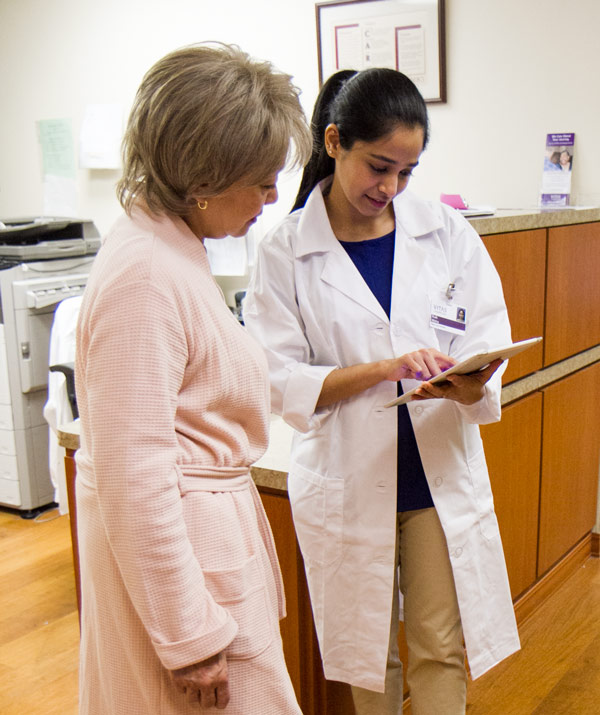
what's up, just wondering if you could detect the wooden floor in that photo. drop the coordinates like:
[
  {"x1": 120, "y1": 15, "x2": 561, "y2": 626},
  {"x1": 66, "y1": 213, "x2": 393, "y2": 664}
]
[
  {"x1": 0, "y1": 507, "x2": 79, "y2": 715},
  {"x1": 1, "y1": 506, "x2": 599, "y2": 715},
  {"x1": 465, "y1": 553, "x2": 600, "y2": 715}
]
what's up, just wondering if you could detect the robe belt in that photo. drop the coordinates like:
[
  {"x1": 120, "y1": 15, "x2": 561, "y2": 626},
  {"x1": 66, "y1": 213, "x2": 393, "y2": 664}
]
[
  {"x1": 176, "y1": 464, "x2": 252, "y2": 493},
  {"x1": 177, "y1": 462, "x2": 286, "y2": 618}
]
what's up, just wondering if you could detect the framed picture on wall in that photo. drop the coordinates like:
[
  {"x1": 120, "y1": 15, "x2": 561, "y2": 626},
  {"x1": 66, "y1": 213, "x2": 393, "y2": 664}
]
[{"x1": 316, "y1": 0, "x2": 446, "y2": 103}]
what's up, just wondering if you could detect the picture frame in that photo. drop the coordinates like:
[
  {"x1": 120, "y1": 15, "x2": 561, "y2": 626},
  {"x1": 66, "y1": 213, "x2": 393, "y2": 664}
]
[{"x1": 316, "y1": 0, "x2": 446, "y2": 103}]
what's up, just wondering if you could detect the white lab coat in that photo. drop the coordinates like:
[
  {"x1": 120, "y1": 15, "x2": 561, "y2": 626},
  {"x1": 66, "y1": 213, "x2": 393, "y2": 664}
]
[
  {"x1": 244, "y1": 180, "x2": 520, "y2": 692},
  {"x1": 43, "y1": 295, "x2": 82, "y2": 513}
]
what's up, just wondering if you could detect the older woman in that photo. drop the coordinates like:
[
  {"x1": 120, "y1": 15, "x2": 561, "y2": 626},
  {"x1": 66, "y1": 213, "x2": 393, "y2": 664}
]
[{"x1": 74, "y1": 44, "x2": 310, "y2": 714}]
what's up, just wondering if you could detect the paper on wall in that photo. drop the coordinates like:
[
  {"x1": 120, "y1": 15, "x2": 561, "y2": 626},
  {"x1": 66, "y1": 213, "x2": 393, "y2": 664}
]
[
  {"x1": 79, "y1": 103, "x2": 123, "y2": 169},
  {"x1": 37, "y1": 118, "x2": 78, "y2": 216}
]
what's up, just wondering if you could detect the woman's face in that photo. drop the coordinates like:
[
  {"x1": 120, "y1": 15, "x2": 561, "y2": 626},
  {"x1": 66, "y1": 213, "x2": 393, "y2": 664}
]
[
  {"x1": 326, "y1": 123, "x2": 424, "y2": 219},
  {"x1": 188, "y1": 174, "x2": 280, "y2": 240},
  {"x1": 560, "y1": 151, "x2": 571, "y2": 166}
]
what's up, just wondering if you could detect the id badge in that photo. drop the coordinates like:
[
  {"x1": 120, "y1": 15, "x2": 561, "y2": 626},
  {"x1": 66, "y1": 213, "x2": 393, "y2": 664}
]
[{"x1": 430, "y1": 297, "x2": 467, "y2": 335}]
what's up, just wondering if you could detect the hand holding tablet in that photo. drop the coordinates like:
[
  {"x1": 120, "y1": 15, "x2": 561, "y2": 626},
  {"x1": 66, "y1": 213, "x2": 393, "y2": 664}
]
[{"x1": 384, "y1": 337, "x2": 543, "y2": 408}]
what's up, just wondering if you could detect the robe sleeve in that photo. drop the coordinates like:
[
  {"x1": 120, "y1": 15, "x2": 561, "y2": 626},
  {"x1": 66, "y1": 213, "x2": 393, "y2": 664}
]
[{"x1": 77, "y1": 276, "x2": 238, "y2": 670}]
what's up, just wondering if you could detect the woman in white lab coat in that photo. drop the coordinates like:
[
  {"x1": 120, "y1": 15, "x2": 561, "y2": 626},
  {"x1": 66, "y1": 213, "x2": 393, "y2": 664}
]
[{"x1": 244, "y1": 69, "x2": 520, "y2": 715}]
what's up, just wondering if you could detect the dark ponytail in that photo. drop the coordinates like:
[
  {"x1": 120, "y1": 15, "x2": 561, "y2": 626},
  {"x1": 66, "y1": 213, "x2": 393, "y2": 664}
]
[
  {"x1": 292, "y1": 69, "x2": 357, "y2": 211},
  {"x1": 292, "y1": 68, "x2": 429, "y2": 211}
]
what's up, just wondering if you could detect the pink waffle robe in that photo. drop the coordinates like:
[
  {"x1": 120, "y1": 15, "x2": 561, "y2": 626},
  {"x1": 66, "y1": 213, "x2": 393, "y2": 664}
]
[{"x1": 74, "y1": 208, "x2": 300, "y2": 714}]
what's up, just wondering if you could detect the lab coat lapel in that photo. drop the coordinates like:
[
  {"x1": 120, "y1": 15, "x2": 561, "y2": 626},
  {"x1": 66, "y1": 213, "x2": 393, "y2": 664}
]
[
  {"x1": 320, "y1": 247, "x2": 389, "y2": 321},
  {"x1": 296, "y1": 180, "x2": 389, "y2": 322},
  {"x1": 390, "y1": 224, "x2": 428, "y2": 310},
  {"x1": 390, "y1": 191, "x2": 443, "y2": 311}
]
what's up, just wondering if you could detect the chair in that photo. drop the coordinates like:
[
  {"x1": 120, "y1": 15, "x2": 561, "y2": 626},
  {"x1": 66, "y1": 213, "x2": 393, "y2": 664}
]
[{"x1": 49, "y1": 362, "x2": 78, "y2": 418}]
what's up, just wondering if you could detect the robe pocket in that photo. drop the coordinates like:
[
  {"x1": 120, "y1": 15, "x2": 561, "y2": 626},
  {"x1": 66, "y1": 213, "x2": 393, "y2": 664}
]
[
  {"x1": 203, "y1": 555, "x2": 273, "y2": 660},
  {"x1": 288, "y1": 463, "x2": 344, "y2": 567}
]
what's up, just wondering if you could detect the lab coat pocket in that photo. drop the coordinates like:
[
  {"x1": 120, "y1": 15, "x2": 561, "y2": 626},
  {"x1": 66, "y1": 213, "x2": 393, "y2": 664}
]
[
  {"x1": 203, "y1": 554, "x2": 273, "y2": 660},
  {"x1": 288, "y1": 463, "x2": 344, "y2": 567}
]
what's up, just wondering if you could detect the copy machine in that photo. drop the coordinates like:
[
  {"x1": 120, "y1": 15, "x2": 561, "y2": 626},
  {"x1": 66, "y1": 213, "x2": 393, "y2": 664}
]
[{"x1": 0, "y1": 217, "x2": 99, "y2": 515}]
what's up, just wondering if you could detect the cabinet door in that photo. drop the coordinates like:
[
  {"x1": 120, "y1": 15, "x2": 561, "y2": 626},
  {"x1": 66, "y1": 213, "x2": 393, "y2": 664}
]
[
  {"x1": 259, "y1": 489, "x2": 355, "y2": 715},
  {"x1": 64, "y1": 450, "x2": 81, "y2": 622},
  {"x1": 545, "y1": 222, "x2": 600, "y2": 365},
  {"x1": 481, "y1": 393, "x2": 543, "y2": 598},
  {"x1": 482, "y1": 230, "x2": 546, "y2": 384},
  {"x1": 538, "y1": 362, "x2": 600, "y2": 575}
]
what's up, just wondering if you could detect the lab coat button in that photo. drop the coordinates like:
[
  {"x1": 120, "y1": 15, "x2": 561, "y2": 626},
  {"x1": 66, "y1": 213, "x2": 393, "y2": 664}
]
[
  {"x1": 453, "y1": 547, "x2": 463, "y2": 558},
  {"x1": 392, "y1": 323, "x2": 403, "y2": 336},
  {"x1": 434, "y1": 476, "x2": 443, "y2": 487},
  {"x1": 414, "y1": 405, "x2": 424, "y2": 415}
]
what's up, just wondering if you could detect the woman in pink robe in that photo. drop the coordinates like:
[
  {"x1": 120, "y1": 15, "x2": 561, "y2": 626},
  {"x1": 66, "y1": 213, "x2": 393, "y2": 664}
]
[{"x1": 74, "y1": 44, "x2": 311, "y2": 714}]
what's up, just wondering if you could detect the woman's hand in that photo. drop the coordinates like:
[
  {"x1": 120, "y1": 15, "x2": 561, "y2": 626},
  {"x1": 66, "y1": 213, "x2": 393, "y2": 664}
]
[
  {"x1": 170, "y1": 651, "x2": 230, "y2": 709},
  {"x1": 317, "y1": 348, "x2": 455, "y2": 407},
  {"x1": 411, "y1": 358, "x2": 503, "y2": 406},
  {"x1": 382, "y1": 348, "x2": 456, "y2": 383}
]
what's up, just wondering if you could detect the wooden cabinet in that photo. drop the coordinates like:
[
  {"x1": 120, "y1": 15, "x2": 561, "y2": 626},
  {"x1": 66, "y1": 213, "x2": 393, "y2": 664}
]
[
  {"x1": 482, "y1": 363, "x2": 600, "y2": 602},
  {"x1": 260, "y1": 487, "x2": 414, "y2": 714},
  {"x1": 479, "y1": 221, "x2": 600, "y2": 600},
  {"x1": 481, "y1": 221, "x2": 600, "y2": 373},
  {"x1": 481, "y1": 392, "x2": 543, "y2": 599},
  {"x1": 482, "y1": 229, "x2": 546, "y2": 384},
  {"x1": 64, "y1": 449, "x2": 81, "y2": 623},
  {"x1": 259, "y1": 489, "x2": 355, "y2": 715},
  {"x1": 545, "y1": 222, "x2": 600, "y2": 366},
  {"x1": 537, "y1": 362, "x2": 600, "y2": 574}
]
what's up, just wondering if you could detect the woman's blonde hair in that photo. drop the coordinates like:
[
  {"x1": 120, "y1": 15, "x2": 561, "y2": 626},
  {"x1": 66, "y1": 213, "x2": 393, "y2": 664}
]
[{"x1": 117, "y1": 43, "x2": 311, "y2": 216}]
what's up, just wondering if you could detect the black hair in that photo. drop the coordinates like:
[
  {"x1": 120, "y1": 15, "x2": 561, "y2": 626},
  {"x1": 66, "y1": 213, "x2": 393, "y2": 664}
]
[{"x1": 292, "y1": 68, "x2": 429, "y2": 211}]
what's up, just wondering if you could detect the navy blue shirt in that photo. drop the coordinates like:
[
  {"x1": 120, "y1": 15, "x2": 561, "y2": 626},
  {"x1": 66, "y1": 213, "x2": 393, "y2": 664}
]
[{"x1": 340, "y1": 231, "x2": 434, "y2": 512}]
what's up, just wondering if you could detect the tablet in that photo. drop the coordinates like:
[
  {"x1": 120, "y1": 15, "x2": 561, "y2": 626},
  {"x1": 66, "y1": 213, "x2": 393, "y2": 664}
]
[{"x1": 384, "y1": 337, "x2": 543, "y2": 408}]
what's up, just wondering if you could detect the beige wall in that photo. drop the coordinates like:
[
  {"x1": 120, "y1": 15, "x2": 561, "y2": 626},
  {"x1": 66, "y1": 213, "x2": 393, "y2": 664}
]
[{"x1": 1, "y1": 0, "x2": 599, "y2": 236}]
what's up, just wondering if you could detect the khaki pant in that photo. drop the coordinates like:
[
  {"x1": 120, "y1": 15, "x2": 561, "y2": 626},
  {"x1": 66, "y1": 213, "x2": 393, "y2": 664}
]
[{"x1": 352, "y1": 508, "x2": 467, "y2": 715}]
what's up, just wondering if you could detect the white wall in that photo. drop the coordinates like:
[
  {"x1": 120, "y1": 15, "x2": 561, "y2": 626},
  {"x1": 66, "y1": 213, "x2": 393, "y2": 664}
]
[{"x1": 1, "y1": 0, "x2": 599, "y2": 239}]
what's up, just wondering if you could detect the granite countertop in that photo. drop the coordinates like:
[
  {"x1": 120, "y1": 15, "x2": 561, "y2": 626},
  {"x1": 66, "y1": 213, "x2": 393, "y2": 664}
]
[
  {"x1": 467, "y1": 206, "x2": 600, "y2": 235},
  {"x1": 57, "y1": 417, "x2": 292, "y2": 492},
  {"x1": 58, "y1": 420, "x2": 80, "y2": 452},
  {"x1": 250, "y1": 416, "x2": 293, "y2": 492}
]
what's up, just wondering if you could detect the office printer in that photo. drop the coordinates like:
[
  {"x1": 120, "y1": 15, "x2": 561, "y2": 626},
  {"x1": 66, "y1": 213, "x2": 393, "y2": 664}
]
[
  {"x1": 0, "y1": 217, "x2": 101, "y2": 262},
  {"x1": 0, "y1": 216, "x2": 100, "y2": 514}
]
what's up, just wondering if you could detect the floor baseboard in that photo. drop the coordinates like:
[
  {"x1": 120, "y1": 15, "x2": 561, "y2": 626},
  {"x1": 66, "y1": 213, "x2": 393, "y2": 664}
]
[{"x1": 514, "y1": 533, "x2": 592, "y2": 627}]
